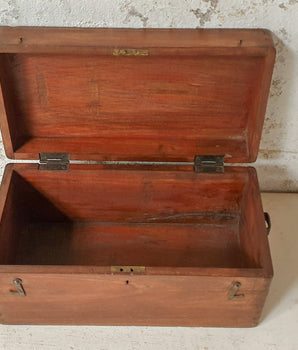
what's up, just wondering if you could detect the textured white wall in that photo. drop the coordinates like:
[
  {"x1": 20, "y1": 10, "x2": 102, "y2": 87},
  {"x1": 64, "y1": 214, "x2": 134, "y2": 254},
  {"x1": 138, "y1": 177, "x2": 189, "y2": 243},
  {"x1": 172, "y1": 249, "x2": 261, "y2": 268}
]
[{"x1": 0, "y1": 0, "x2": 297, "y2": 191}]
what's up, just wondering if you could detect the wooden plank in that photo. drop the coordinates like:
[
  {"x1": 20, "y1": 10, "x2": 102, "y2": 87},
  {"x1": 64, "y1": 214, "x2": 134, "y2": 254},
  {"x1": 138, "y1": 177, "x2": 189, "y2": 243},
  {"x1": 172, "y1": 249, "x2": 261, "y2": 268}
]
[
  {"x1": 239, "y1": 167, "x2": 273, "y2": 277},
  {"x1": 0, "y1": 27, "x2": 274, "y2": 53},
  {"x1": 0, "y1": 273, "x2": 270, "y2": 326},
  {"x1": 15, "y1": 220, "x2": 243, "y2": 268},
  {"x1": 13, "y1": 164, "x2": 247, "y2": 222}
]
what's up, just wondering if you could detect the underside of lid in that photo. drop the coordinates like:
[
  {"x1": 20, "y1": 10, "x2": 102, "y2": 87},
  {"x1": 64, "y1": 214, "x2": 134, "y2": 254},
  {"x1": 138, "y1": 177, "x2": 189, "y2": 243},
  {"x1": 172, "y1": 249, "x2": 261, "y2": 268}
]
[{"x1": 0, "y1": 27, "x2": 275, "y2": 162}]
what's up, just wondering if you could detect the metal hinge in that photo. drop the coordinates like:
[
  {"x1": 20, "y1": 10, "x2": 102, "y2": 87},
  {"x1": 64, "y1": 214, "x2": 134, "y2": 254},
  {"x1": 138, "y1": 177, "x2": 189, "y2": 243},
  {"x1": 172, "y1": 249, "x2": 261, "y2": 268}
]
[
  {"x1": 194, "y1": 155, "x2": 224, "y2": 174},
  {"x1": 39, "y1": 153, "x2": 69, "y2": 171}
]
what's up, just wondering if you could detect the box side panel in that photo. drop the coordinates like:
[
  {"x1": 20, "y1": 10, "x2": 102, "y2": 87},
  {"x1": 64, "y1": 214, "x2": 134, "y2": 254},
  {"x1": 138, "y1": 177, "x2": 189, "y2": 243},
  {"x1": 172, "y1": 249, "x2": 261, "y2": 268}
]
[
  {"x1": 0, "y1": 273, "x2": 270, "y2": 327},
  {"x1": 0, "y1": 164, "x2": 20, "y2": 264},
  {"x1": 247, "y1": 46, "x2": 275, "y2": 162},
  {"x1": 0, "y1": 78, "x2": 14, "y2": 158},
  {"x1": 239, "y1": 167, "x2": 273, "y2": 276}
]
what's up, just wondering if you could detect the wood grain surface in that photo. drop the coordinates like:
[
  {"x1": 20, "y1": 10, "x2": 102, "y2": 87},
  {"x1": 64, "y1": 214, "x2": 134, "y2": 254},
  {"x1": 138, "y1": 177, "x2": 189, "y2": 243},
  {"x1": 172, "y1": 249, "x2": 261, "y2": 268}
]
[
  {"x1": 0, "y1": 163, "x2": 272, "y2": 326},
  {"x1": 0, "y1": 27, "x2": 274, "y2": 326},
  {"x1": 0, "y1": 27, "x2": 275, "y2": 162}
]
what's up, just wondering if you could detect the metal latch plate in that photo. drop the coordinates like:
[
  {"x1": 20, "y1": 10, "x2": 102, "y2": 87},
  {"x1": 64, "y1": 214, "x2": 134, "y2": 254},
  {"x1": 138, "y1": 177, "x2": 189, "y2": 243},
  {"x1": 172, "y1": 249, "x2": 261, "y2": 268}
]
[
  {"x1": 39, "y1": 153, "x2": 69, "y2": 171},
  {"x1": 194, "y1": 155, "x2": 224, "y2": 174},
  {"x1": 111, "y1": 266, "x2": 146, "y2": 274}
]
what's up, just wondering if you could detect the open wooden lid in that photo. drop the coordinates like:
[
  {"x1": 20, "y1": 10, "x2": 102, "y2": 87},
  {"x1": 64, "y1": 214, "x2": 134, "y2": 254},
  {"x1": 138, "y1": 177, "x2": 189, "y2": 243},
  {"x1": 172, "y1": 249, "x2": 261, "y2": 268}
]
[{"x1": 0, "y1": 27, "x2": 275, "y2": 162}]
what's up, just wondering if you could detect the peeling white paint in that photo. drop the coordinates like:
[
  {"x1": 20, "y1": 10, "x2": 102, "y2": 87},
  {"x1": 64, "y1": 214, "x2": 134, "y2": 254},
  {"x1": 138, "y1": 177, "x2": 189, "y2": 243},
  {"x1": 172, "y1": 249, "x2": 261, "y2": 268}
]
[{"x1": 0, "y1": 0, "x2": 297, "y2": 191}]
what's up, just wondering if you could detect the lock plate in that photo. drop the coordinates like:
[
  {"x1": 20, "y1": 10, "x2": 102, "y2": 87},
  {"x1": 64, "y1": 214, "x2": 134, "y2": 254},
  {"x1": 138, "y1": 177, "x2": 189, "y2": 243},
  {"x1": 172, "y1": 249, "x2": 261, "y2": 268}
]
[{"x1": 111, "y1": 266, "x2": 146, "y2": 274}]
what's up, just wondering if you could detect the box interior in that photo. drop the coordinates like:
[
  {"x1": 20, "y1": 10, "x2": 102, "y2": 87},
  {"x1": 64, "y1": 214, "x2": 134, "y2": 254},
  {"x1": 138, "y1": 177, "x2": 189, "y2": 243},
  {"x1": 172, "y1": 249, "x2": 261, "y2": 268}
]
[
  {"x1": 0, "y1": 165, "x2": 266, "y2": 269},
  {"x1": 0, "y1": 52, "x2": 268, "y2": 162}
]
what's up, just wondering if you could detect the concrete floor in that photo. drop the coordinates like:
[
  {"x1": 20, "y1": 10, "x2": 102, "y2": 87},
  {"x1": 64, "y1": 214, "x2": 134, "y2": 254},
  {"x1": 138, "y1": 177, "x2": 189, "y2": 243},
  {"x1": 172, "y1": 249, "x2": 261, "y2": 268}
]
[{"x1": 0, "y1": 192, "x2": 297, "y2": 350}]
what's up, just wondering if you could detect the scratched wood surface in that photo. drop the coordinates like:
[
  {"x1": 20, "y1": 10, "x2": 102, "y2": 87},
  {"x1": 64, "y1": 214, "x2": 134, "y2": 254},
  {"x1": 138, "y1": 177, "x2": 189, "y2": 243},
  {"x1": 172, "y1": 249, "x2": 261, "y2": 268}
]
[
  {"x1": 0, "y1": 193, "x2": 296, "y2": 348},
  {"x1": 0, "y1": 163, "x2": 272, "y2": 326},
  {"x1": 0, "y1": 28, "x2": 274, "y2": 327},
  {"x1": 0, "y1": 27, "x2": 275, "y2": 161}
]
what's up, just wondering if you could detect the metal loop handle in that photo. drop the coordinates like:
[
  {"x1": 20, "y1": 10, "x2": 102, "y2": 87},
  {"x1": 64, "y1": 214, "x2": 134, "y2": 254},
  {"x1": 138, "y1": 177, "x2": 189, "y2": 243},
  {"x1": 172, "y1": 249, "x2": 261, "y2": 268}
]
[{"x1": 264, "y1": 212, "x2": 271, "y2": 235}]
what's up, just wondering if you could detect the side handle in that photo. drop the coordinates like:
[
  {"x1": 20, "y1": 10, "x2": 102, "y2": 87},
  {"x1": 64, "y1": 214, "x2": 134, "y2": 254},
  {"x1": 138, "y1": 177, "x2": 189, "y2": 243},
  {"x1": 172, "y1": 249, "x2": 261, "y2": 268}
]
[{"x1": 264, "y1": 212, "x2": 271, "y2": 235}]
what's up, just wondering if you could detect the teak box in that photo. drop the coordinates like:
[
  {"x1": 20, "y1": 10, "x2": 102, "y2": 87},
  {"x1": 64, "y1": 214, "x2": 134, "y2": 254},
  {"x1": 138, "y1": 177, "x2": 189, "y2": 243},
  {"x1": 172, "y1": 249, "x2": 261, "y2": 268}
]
[{"x1": 0, "y1": 27, "x2": 275, "y2": 327}]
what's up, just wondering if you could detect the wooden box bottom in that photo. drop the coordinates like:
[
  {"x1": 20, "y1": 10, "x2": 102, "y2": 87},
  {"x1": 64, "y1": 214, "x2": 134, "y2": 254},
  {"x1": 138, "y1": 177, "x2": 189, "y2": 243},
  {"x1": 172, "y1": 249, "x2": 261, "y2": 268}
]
[{"x1": 0, "y1": 163, "x2": 272, "y2": 326}]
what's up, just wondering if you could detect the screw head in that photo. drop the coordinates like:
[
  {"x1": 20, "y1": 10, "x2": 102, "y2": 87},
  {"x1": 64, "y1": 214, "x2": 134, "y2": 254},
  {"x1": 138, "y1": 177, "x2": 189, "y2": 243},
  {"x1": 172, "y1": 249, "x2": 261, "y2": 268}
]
[{"x1": 13, "y1": 278, "x2": 22, "y2": 285}]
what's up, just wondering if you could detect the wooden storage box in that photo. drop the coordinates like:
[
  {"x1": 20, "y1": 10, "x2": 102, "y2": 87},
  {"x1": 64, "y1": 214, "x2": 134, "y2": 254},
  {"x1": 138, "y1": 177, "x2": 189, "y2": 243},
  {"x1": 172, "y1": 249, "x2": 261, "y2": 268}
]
[{"x1": 0, "y1": 27, "x2": 275, "y2": 327}]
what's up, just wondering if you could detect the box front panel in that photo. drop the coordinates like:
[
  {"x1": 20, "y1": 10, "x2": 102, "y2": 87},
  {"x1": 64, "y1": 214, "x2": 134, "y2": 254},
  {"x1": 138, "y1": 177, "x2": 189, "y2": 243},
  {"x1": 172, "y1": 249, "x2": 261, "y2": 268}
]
[{"x1": 0, "y1": 273, "x2": 270, "y2": 327}]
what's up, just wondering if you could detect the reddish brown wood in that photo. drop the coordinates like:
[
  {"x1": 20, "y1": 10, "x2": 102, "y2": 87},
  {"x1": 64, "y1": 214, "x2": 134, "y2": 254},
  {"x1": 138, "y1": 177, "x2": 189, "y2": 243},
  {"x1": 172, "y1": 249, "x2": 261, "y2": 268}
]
[
  {"x1": 0, "y1": 27, "x2": 275, "y2": 54},
  {"x1": 13, "y1": 136, "x2": 248, "y2": 162},
  {"x1": 0, "y1": 273, "x2": 270, "y2": 326},
  {"x1": 0, "y1": 84, "x2": 14, "y2": 158},
  {"x1": 0, "y1": 163, "x2": 272, "y2": 326},
  {"x1": 247, "y1": 47, "x2": 276, "y2": 161},
  {"x1": 0, "y1": 27, "x2": 275, "y2": 162},
  {"x1": 13, "y1": 164, "x2": 246, "y2": 222},
  {"x1": 15, "y1": 221, "x2": 242, "y2": 267},
  {"x1": 0, "y1": 27, "x2": 274, "y2": 327},
  {"x1": 239, "y1": 167, "x2": 273, "y2": 277},
  {"x1": 0, "y1": 164, "x2": 17, "y2": 264}
]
